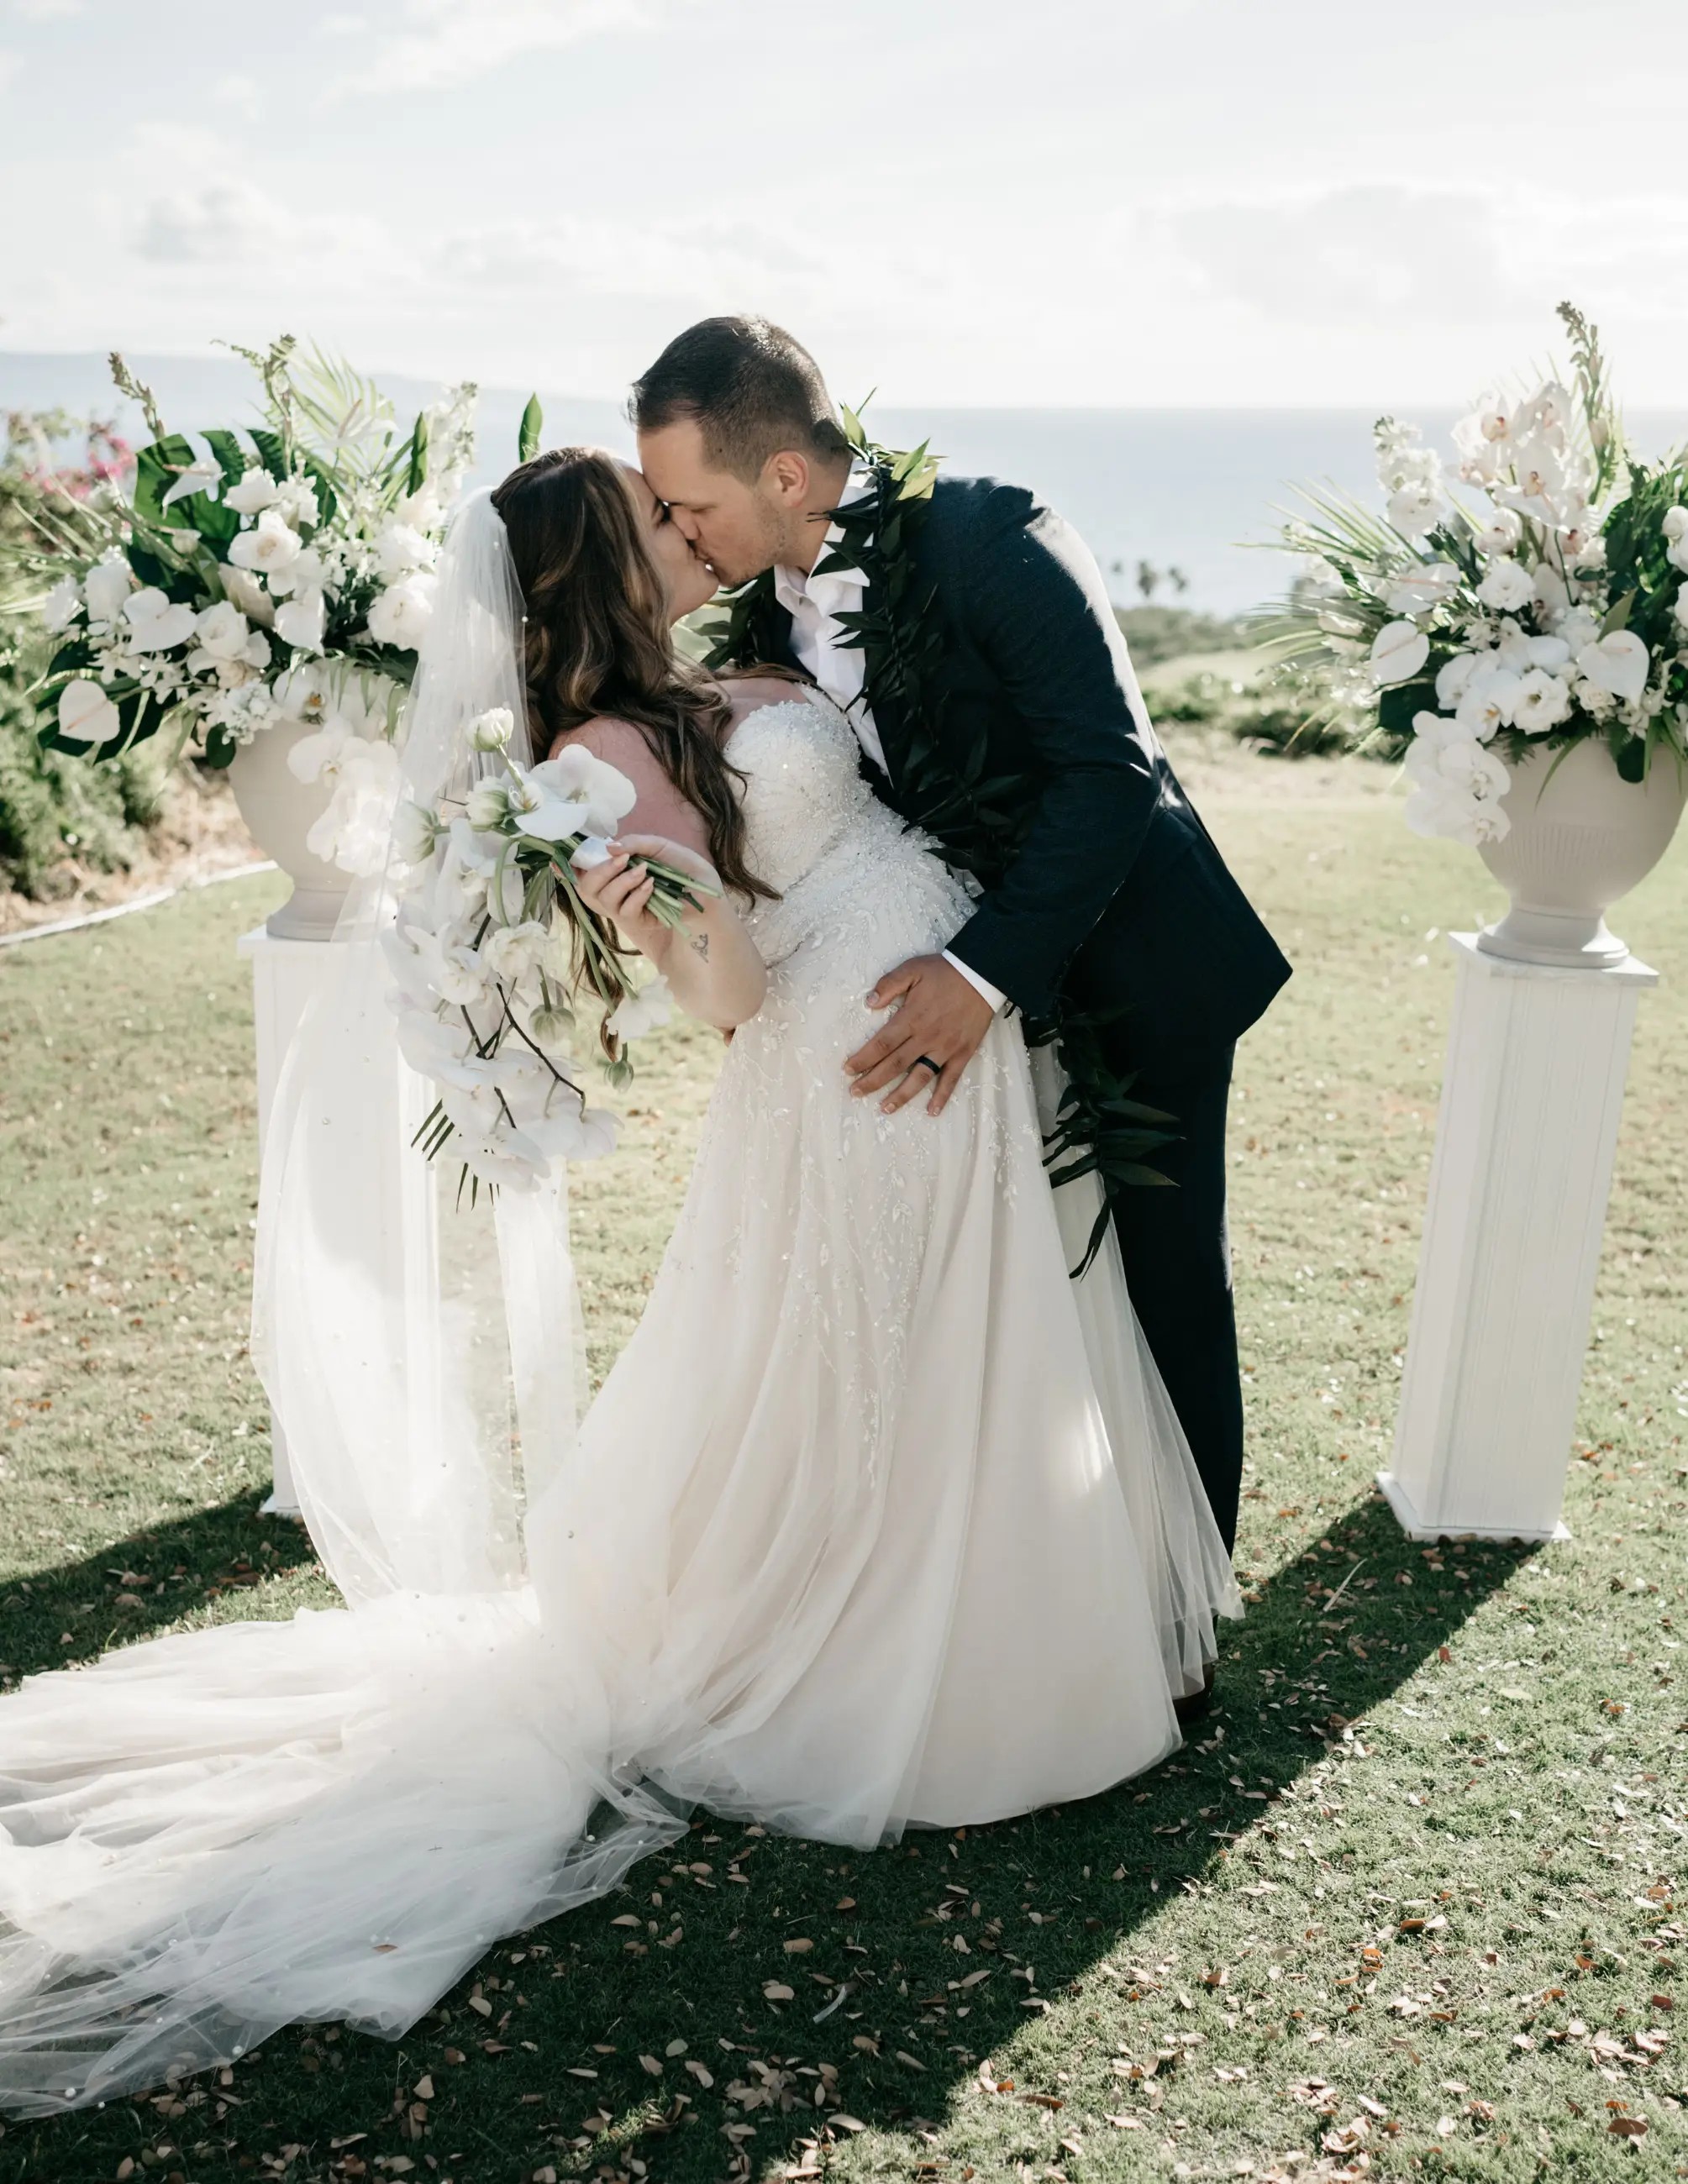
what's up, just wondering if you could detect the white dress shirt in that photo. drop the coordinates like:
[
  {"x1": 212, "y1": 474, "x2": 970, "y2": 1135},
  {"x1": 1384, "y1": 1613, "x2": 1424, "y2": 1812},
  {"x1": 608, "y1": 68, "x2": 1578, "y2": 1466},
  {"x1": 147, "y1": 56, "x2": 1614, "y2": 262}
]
[{"x1": 772, "y1": 465, "x2": 1007, "y2": 1014}]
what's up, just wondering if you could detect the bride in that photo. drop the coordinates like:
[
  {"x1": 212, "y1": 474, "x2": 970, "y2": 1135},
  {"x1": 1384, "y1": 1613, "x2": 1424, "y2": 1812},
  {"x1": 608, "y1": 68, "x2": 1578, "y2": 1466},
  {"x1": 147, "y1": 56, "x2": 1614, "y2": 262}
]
[{"x1": 0, "y1": 449, "x2": 1238, "y2": 2115}]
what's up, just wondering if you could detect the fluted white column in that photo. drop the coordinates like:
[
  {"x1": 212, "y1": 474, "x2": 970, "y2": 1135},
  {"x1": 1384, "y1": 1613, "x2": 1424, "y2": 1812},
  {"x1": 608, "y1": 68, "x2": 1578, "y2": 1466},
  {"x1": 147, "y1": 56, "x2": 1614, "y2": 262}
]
[{"x1": 1378, "y1": 932, "x2": 1658, "y2": 1543}]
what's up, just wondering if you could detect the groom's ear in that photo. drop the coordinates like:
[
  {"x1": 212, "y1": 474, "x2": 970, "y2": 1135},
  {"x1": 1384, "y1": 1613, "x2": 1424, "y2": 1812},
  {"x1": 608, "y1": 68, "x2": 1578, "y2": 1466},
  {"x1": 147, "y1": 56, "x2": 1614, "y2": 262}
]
[{"x1": 763, "y1": 449, "x2": 812, "y2": 507}]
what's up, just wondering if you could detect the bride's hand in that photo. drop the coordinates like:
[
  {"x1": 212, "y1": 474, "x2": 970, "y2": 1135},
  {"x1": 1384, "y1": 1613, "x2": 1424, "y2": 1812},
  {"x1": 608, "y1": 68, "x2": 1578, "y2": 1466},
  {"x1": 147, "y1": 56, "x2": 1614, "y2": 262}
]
[{"x1": 571, "y1": 833, "x2": 719, "y2": 959}]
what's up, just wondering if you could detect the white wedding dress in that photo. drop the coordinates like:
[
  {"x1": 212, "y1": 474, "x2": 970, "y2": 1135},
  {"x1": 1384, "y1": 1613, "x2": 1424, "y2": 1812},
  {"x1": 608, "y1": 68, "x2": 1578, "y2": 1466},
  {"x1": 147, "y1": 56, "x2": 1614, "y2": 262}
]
[{"x1": 0, "y1": 688, "x2": 1238, "y2": 2116}]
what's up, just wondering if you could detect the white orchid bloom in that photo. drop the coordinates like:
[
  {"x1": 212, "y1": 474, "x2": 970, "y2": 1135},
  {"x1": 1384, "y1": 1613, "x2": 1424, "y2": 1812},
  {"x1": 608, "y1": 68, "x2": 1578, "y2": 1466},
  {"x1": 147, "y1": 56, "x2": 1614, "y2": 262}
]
[
  {"x1": 1454, "y1": 665, "x2": 1522, "y2": 740},
  {"x1": 520, "y1": 1101, "x2": 619, "y2": 1167},
  {"x1": 366, "y1": 573, "x2": 437, "y2": 650},
  {"x1": 1511, "y1": 668, "x2": 1573, "y2": 736},
  {"x1": 523, "y1": 745, "x2": 640, "y2": 837},
  {"x1": 1475, "y1": 559, "x2": 1534, "y2": 613},
  {"x1": 1433, "y1": 653, "x2": 1481, "y2": 709},
  {"x1": 1369, "y1": 621, "x2": 1430, "y2": 687},
  {"x1": 225, "y1": 467, "x2": 281, "y2": 517},
  {"x1": 1575, "y1": 631, "x2": 1649, "y2": 706},
  {"x1": 39, "y1": 575, "x2": 82, "y2": 633},
  {"x1": 229, "y1": 507, "x2": 303, "y2": 578},
  {"x1": 401, "y1": 921, "x2": 490, "y2": 1009},
  {"x1": 1473, "y1": 506, "x2": 1522, "y2": 557},
  {"x1": 83, "y1": 554, "x2": 136, "y2": 624},
  {"x1": 607, "y1": 974, "x2": 675, "y2": 1042},
  {"x1": 57, "y1": 678, "x2": 121, "y2": 746},
  {"x1": 392, "y1": 798, "x2": 443, "y2": 868},
  {"x1": 1532, "y1": 562, "x2": 1570, "y2": 620},
  {"x1": 122, "y1": 586, "x2": 197, "y2": 652}
]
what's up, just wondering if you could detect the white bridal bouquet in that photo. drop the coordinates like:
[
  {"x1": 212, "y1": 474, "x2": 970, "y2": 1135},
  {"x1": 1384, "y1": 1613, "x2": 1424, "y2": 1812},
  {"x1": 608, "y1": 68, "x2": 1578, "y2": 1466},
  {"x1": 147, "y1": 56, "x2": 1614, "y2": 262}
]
[
  {"x1": 18, "y1": 339, "x2": 476, "y2": 873},
  {"x1": 1270, "y1": 305, "x2": 1688, "y2": 845},
  {"x1": 385, "y1": 707, "x2": 714, "y2": 1191}
]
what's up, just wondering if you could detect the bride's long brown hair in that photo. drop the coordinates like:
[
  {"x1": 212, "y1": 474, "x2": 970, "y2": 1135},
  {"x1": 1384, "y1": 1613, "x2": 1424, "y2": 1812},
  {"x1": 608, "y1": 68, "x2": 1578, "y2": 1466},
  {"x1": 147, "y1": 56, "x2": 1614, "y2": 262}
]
[{"x1": 490, "y1": 445, "x2": 774, "y2": 904}]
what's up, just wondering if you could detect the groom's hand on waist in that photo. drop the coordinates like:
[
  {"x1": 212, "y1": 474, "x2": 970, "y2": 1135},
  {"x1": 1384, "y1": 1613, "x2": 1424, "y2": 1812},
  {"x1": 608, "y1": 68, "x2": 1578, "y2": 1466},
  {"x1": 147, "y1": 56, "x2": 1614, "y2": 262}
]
[{"x1": 846, "y1": 956, "x2": 996, "y2": 1118}]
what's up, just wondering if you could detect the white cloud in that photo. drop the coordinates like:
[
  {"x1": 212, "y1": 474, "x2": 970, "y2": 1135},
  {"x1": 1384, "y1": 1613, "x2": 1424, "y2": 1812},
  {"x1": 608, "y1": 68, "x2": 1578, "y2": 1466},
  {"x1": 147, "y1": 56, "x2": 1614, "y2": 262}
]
[
  {"x1": 328, "y1": 0, "x2": 657, "y2": 97},
  {"x1": 137, "y1": 182, "x2": 292, "y2": 265},
  {"x1": 11, "y1": 0, "x2": 82, "y2": 18}
]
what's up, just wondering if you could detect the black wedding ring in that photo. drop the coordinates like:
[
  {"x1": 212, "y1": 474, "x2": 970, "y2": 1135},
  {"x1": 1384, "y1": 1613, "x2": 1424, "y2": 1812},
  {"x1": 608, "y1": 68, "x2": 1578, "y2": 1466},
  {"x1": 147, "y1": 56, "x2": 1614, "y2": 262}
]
[{"x1": 912, "y1": 1055, "x2": 942, "y2": 1076}]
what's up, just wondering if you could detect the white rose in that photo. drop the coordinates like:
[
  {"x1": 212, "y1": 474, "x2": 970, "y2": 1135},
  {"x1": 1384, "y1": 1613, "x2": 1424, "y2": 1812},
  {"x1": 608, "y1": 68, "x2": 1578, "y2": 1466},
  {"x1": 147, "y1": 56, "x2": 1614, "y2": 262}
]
[
  {"x1": 192, "y1": 600, "x2": 250, "y2": 662},
  {"x1": 274, "y1": 475, "x2": 320, "y2": 531},
  {"x1": 1475, "y1": 558, "x2": 1534, "y2": 612},
  {"x1": 122, "y1": 586, "x2": 197, "y2": 652},
  {"x1": 225, "y1": 467, "x2": 281, "y2": 517},
  {"x1": 83, "y1": 554, "x2": 135, "y2": 624},
  {"x1": 1512, "y1": 668, "x2": 1573, "y2": 736},
  {"x1": 1369, "y1": 621, "x2": 1430, "y2": 687},
  {"x1": 57, "y1": 678, "x2": 121, "y2": 746},
  {"x1": 375, "y1": 522, "x2": 438, "y2": 578},
  {"x1": 1474, "y1": 507, "x2": 1522, "y2": 556},
  {"x1": 1575, "y1": 630, "x2": 1649, "y2": 706},
  {"x1": 366, "y1": 573, "x2": 436, "y2": 650},
  {"x1": 274, "y1": 589, "x2": 327, "y2": 654},
  {"x1": 228, "y1": 507, "x2": 303, "y2": 577}
]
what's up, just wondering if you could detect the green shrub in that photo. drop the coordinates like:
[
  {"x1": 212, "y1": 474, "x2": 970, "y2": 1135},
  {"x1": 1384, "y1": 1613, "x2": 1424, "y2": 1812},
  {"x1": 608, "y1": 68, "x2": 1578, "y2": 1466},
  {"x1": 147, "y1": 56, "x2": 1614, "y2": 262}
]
[{"x1": 1112, "y1": 602, "x2": 1249, "y2": 666}]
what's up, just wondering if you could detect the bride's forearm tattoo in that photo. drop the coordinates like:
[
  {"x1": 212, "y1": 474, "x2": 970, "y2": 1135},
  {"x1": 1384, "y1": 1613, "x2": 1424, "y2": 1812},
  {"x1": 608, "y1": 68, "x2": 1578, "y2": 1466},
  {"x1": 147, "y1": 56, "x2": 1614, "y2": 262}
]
[{"x1": 690, "y1": 929, "x2": 710, "y2": 960}]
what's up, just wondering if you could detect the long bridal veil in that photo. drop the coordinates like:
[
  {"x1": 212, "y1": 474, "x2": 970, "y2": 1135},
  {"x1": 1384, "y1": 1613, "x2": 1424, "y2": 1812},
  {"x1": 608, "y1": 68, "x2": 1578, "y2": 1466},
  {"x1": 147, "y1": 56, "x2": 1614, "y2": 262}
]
[{"x1": 0, "y1": 496, "x2": 692, "y2": 2115}]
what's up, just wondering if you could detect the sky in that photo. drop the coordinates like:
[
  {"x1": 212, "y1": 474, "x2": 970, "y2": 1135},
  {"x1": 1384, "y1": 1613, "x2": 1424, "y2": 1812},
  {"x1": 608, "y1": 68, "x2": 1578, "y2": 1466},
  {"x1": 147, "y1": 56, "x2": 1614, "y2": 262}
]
[{"x1": 2, "y1": 0, "x2": 1687, "y2": 410}]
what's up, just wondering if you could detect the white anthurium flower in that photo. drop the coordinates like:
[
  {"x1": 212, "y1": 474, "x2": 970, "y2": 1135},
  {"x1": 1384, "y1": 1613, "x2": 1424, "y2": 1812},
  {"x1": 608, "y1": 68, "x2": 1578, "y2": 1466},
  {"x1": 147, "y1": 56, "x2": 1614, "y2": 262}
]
[
  {"x1": 375, "y1": 522, "x2": 438, "y2": 578},
  {"x1": 1673, "y1": 589, "x2": 1688, "y2": 634},
  {"x1": 469, "y1": 706, "x2": 514, "y2": 752},
  {"x1": 1434, "y1": 653, "x2": 1482, "y2": 708},
  {"x1": 392, "y1": 798, "x2": 443, "y2": 867},
  {"x1": 1663, "y1": 506, "x2": 1688, "y2": 545},
  {"x1": 57, "y1": 678, "x2": 121, "y2": 745},
  {"x1": 366, "y1": 573, "x2": 437, "y2": 650},
  {"x1": 1576, "y1": 630, "x2": 1649, "y2": 705},
  {"x1": 229, "y1": 507, "x2": 303, "y2": 577},
  {"x1": 1667, "y1": 533, "x2": 1688, "y2": 578},
  {"x1": 481, "y1": 920, "x2": 550, "y2": 984},
  {"x1": 219, "y1": 563, "x2": 275, "y2": 628},
  {"x1": 225, "y1": 467, "x2": 281, "y2": 517},
  {"x1": 1369, "y1": 620, "x2": 1431, "y2": 687},
  {"x1": 274, "y1": 589, "x2": 328, "y2": 654},
  {"x1": 516, "y1": 748, "x2": 639, "y2": 840},
  {"x1": 83, "y1": 554, "x2": 136, "y2": 624},
  {"x1": 39, "y1": 575, "x2": 82, "y2": 633},
  {"x1": 607, "y1": 974, "x2": 675, "y2": 1042},
  {"x1": 1474, "y1": 506, "x2": 1522, "y2": 556},
  {"x1": 1455, "y1": 665, "x2": 1522, "y2": 740},
  {"x1": 160, "y1": 455, "x2": 223, "y2": 510},
  {"x1": 1383, "y1": 561, "x2": 1461, "y2": 618},
  {"x1": 243, "y1": 628, "x2": 272, "y2": 670},
  {"x1": 122, "y1": 586, "x2": 197, "y2": 652},
  {"x1": 1475, "y1": 558, "x2": 1535, "y2": 613},
  {"x1": 192, "y1": 600, "x2": 250, "y2": 662},
  {"x1": 1512, "y1": 668, "x2": 1574, "y2": 736}
]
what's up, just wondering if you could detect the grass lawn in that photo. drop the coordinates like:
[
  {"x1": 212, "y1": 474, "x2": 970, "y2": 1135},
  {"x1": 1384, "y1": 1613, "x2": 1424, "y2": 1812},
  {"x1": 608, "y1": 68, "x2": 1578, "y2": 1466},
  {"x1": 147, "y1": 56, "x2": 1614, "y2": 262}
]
[{"x1": 1, "y1": 738, "x2": 1684, "y2": 2184}]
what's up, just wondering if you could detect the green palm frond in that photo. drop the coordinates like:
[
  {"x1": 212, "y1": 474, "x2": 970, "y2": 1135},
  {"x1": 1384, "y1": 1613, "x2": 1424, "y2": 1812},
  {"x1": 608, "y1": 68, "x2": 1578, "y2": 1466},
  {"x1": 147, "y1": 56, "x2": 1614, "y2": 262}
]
[{"x1": 287, "y1": 345, "x2": 395, "y2": 471}]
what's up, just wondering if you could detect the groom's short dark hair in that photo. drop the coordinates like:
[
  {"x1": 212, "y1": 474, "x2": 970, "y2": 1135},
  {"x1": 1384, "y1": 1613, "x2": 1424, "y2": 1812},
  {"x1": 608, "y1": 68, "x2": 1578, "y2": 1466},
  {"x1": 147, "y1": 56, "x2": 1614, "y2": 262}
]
[{"x1": 630, "y1": 316, "x2": 848, "y2": 482}]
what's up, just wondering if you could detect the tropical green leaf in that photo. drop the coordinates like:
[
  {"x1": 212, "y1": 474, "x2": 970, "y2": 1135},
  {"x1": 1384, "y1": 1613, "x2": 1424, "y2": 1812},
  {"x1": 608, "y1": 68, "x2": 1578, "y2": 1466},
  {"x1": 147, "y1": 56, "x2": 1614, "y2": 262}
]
[{"x1": 518, "y1": 394, "x2": 543, "y2": 465}]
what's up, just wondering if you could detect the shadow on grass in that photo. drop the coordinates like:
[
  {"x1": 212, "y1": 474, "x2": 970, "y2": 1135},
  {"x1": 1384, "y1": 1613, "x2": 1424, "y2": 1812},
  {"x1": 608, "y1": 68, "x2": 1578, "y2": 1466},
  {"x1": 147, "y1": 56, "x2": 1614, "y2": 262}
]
[
  {"x1": 1, "y1": 1488, "x2": 323, "y2": 1687},
  {"x1": 1, "y1": 1489, "x2": 1537, "y2": 2184}
]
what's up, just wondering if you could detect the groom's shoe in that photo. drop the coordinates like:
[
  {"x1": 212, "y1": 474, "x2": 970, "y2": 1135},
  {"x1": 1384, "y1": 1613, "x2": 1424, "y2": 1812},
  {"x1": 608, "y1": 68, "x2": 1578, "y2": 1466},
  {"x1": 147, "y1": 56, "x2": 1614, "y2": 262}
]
[{"x1": 1173, "y1": 1664, "x2": 1216, "y2": 1726}]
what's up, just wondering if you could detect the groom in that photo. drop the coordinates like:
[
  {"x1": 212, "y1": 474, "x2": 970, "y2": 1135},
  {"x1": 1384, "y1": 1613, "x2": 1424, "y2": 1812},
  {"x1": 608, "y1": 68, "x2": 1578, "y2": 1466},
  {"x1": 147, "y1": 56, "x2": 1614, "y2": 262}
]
[{"x1": 634, "y1": 318, "x2": 1290, "y2": 1646}]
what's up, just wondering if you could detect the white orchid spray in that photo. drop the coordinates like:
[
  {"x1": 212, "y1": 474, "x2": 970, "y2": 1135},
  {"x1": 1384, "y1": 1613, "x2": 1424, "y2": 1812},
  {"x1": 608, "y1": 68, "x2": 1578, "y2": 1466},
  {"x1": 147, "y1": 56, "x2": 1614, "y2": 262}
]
[
  {"x1": 1268, "y1": 304, "x2": 1688, "y2": 846},
  {"x1": 14, "y1": 338, "x2": 476, "y2": 873},
  {"x1": 383, "y1": 709, "x2": 713, "y2": 1192}
]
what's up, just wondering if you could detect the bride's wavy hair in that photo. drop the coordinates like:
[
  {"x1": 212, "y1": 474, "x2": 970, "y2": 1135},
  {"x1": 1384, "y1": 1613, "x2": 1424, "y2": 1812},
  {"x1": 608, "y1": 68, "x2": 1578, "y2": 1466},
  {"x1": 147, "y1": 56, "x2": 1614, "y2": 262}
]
[{"x1": 490, "y1": 446, "x2": 774, "y2": 904}]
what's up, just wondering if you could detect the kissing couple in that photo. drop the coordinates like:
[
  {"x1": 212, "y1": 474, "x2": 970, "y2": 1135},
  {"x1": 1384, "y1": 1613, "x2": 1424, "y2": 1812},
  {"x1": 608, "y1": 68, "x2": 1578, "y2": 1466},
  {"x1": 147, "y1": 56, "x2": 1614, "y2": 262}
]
[{"x1": 0, "y1": 316, "x2": 1289, "y2": 2113}]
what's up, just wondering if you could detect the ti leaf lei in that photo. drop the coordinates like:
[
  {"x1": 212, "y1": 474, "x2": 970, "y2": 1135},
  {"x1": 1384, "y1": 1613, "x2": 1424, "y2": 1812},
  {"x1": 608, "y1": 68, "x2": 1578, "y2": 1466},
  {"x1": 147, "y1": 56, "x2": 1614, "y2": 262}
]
[{"x1": 704, "y1": 412, "x2": 1176, "y2": 1276}]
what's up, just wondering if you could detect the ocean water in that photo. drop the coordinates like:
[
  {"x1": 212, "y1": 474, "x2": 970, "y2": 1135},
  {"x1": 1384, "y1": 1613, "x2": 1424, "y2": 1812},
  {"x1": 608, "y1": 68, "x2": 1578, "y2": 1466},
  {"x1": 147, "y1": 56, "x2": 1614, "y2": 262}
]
[{"x1": 6, "y1": 354, "x2": 1685, "y2": 618}]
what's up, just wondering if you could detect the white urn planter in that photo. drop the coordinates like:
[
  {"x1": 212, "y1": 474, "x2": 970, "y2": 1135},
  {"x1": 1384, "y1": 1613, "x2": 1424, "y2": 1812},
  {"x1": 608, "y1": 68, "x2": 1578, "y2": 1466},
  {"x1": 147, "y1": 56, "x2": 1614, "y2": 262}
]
[
  {"x1": 1477, "y1": 738, "x2": 1688, "y2": 969},
  {"x1": 227, "y1": 716, "x2": 355, "y2": 940}
]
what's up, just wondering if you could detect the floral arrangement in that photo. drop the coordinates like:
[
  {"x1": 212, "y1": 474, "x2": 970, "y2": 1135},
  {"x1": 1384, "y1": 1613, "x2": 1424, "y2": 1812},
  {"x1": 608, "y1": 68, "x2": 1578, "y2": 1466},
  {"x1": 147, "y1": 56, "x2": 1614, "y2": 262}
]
[
  {"x1": 1270, "y1": 305, "x2": 1688, "y2": 845},
  {"x1": 385, "y1": 709, "x2": 713, "y2": 1191},
  {"x1": 13, "y1": 339, "x2": 476, "y2": 873}
]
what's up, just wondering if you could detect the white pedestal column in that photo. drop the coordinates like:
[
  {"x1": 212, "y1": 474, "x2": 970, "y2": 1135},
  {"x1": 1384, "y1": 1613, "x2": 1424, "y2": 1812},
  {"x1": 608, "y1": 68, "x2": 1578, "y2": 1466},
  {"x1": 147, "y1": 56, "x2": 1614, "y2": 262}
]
[
  {"x1": 237, "y1": 924, "x2": 341, "y2": 1517},
  {"x1": 1377, "y1": 932, "x2": 1658, "y2": 1543}
]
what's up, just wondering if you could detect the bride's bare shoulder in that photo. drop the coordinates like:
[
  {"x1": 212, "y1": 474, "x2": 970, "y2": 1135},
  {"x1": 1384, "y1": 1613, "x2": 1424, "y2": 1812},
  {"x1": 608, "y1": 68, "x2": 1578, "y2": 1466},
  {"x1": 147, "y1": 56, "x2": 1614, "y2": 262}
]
[{"x1": 713, "y1": 669, "x2": 812, "y2": 730}]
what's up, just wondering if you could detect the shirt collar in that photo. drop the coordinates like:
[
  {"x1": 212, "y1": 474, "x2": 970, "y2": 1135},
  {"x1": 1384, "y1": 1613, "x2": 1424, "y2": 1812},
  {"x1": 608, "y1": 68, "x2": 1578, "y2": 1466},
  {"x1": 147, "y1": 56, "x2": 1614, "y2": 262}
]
[{"x1": 773, "y1": 458, "x2": 875, "y2": 613}]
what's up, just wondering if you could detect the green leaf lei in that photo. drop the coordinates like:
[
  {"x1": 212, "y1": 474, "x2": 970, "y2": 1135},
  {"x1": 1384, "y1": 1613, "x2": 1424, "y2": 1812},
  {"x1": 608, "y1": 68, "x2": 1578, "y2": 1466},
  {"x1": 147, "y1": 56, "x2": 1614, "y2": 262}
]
[{"x1": 704, "y1": 412, "x2": 1176, "y2": 1276}]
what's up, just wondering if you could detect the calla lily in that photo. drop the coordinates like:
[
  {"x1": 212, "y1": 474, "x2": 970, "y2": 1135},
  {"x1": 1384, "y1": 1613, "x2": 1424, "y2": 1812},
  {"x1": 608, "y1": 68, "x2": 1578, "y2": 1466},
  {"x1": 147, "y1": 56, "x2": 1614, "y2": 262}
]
[{"x1": 1575, "y1": 630, "x2": 1649, "y2": 705}]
